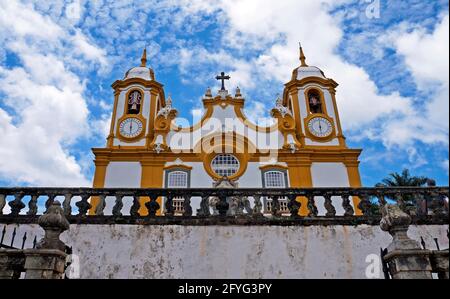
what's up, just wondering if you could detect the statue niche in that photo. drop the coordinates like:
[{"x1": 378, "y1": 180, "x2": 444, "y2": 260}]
[
  {"x1": 308, "y1": 90, "x2": 323, "y2": 114},
  {"x1": 127, "y1": 90, "x2": 142, "y2": 114}
]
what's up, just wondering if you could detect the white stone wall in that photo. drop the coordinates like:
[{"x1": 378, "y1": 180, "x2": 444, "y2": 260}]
[
  {"x1": 104, "y1": 162, "x2": 142, "y2": 215},
  {"x1": 311, "y1": 162, "x2": 352, "y2": 215},
  {"x1": 2, "y1": 223, "x2": 448, "y2": 279}
]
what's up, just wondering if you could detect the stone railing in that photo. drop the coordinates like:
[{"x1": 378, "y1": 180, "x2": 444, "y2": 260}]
[{"x1": 0, "y1": 187, "x2": 448, "y2": 225}]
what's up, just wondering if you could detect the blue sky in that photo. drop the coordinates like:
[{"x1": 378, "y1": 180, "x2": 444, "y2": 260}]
[{"x1": 0, "y1": 0, "x2": 448, "y2": 187}]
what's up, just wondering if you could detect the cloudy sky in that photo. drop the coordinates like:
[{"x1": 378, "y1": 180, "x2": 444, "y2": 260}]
[{"x1": 0, "y1": 0, "x2": 448, "y2": 187}]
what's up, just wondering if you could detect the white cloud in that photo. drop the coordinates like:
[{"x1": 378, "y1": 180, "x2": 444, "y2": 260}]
[
  {"x1": 174, "y1": 0, "x2": 447, "y2": 149},
  {"x1": 0, "y1": 0, "x2": 108, "y2": 186},
  {"x1": 378, "y1": 14, "x2": 449, "y2": 146}
]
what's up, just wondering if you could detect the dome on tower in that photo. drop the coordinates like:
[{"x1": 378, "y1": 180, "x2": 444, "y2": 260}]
[
  {"x1": 123, "y1": 48, "x2": 155, "y2": 81},
  {"x1": 124, "y1": 66, "x2": 154, "y2": 80},
  {"x1": 292, "y1": 44, "x2": 326, "y2": 80},
  {"x1": 294, "y1": 65, "x2": 326, "y2": 80}
]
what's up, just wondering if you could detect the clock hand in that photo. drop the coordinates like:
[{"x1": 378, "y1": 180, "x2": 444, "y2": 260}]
[{"x1": 129, "y1": 121, "x2": 132, "y2": 134}]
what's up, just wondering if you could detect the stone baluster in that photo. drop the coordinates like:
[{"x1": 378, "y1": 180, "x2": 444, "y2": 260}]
[
  {"x1": 23, "y1": 201, "x2": 70, "y2": 279},
  {"x1": 76, "y1": 195, "x2": 92, "y2": 216},
  {"x1": 145, "y1": 193, "x2": 160, "y2": 217},
  {"x1": 182, "y1": 195, "x2": 192, "y2": 217},
  {"x1": 270, "y1": 196, "x2": 281, "y2": 217},
  {"x1": 197, "y1": 195, "x2": 210, "y2": 217},
  {"x1": 9, "y1": 192, "x2": 26, "y2": 216},
  {"x1": 341, "y1": 194, "x2": 354, "y2": 217},
  {"x1": 0, "y1": 194, "x2": 5, "y2": 215},
  {"x1": 252, "y1": 196, "x2": 263, "y2": 218},
  {"x1": 62, "y1": 193, "x2": 72, "y2": 216},
  {"x1": 412, "y1": 193, "x2": 426, "y2": 216},
  {"x1": 112, "y1": 195, "x2": 124, "y2": 217},
  {"x1": 394, "y1": 192, "x2": 406, "y2": 212},
  {"x1": 428, "y1": 190, "x2": 447, "y2": 217},
  {"x1": 216, "y1": 190, "x2": 229, "y2": 217},
  {"x1": 44, "y1": 194, "x2": 56, "y2": 212},
  {"x1": 287, "y1": 194, "x2": 300, "y2": 218},
  {"x1": 380, "y1": 204, "x2": 433, "y2": 279},
  {"x1": 376, "y1": 192, "x2": 387, "y2": 207},
  {"x1": 306, "y1": 193, "x2": 318, "y2": 217},
  {"x1": 130, "y1": 196, "x2": 141, "y2": 217},
  {"x1": 95, "y1": 195, "x2": 106, "y2": 216},
  {"x1": 357, "y1": 195, "x2": 372, "y2": 216},
  {"x1": 27, "y1": 195, "x2": 39, "y2": 216},
  {"x1": 165, "y1": 194, "x2": 175, "y2": 217},
  {"x1": 324, "y1": 193, "x2": 336, "y2": 217}
]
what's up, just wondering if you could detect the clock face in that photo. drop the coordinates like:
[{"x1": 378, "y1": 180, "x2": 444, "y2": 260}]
[
  {"x1": 307, "y1": 117, "x2": 333, "y2": 138},
  {"x1": 119, "y1": 118, "x2": 144, "y2": 139}
]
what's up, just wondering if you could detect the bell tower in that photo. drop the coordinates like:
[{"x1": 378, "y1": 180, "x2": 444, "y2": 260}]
[
  {"x1": 283, "y1": 44, "x2": 346, "y2": 148},
  {"x1": 281, "y1": 44, "x2": 362, "y2": 214},
  {"x1": 106, "y1": 49, "x2": 168, "y2": 149},
  {"x1": 91, "y1": 49, "x2": 177, "y2": 216}
]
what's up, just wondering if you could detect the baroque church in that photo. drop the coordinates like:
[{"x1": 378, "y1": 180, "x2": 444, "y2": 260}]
[{"x1": 91, "y1": 46, "x2": 363, "y2": 216}]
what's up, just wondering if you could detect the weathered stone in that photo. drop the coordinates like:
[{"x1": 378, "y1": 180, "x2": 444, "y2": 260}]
[
  {"x1": 23, "y1": 249, "x2": 67, "y2": 279},
  {"x1": 429, "y1": 250, "x2": 449, "y2": 279},
  {"x1": 0, "y1": 249, "x2": 25, "y2": 279},
  {"x1": 36, "y1": 201, "x2": 70, "y2": 252},
  {"x1": 380, "y1": 204, "x2": 433, "y2": 279},
  {"x1": 380, "y1": 204, "x2": 419, "y2": 251},
  {"x1": 0, "y1": 194, "x2": 5, "y2": 215}
]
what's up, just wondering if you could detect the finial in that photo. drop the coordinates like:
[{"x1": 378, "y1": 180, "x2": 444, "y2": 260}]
[
  {"x1": 276, "y1": 94, "x2": 283, "y2": 106},
  {"x1": 299, "y1": 42, "x2": 308, "y2": 67},
  {"x1": 140, "y1": 48, "x2": 147, "y2": 67},
  {"x1": 205, "y1": 87, "x2": 212, "y2": 98},
  {"x1": 235, "y1": 86, "x2": 242, "y2": 98},
  {"x1": 166, "y1": 94, "x2": 172, "y2": 107}
]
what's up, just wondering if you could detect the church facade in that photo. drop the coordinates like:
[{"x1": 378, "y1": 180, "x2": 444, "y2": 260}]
[{"x1": 91, "y1": 46, "x2": 363, "y2": 216}]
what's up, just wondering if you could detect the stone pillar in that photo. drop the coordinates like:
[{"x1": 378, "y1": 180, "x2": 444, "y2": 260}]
[
  {"x1": 0, "y1": 250, "x2": 25, "y2": 279},
  {"x1": 380, "y1": 204, "x2": 433, "y2": 279},
  {"x1": 23, "y1": 201, "x2": 70, "y2": 279},
  {"x1": 430, "y1": 251, "x2": 449, "y2": 279}
]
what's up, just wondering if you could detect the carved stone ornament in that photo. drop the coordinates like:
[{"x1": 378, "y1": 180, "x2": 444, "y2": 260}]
[
  {"x1": 272, "y1": 96, "x2": 291, "y2": 118},
  {"x1": 380, "y1": 204, "x2": 421, "y2": 251},
  {"x1": 157, "y1": 96, "x2": 177, "y2": 119},
  {"x1": 37, "y1": 201, "x2": 70, "y2": 252}
]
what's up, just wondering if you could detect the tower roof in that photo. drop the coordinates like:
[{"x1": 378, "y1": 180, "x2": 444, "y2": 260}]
[
  {"x1": 292, "y1": 43, "x2": 326, "y2": 80},
  {"x1": 124, "y1": 48, "x2": 155, "y2": 81}
]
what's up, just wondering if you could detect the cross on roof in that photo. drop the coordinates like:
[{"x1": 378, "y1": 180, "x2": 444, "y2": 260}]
[{"x1": 215, "y1": 72, "x2": 230, "y2": 91}]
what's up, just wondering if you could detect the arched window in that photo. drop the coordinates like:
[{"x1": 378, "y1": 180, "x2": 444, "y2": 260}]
[
  {"x1": 127, "y1": 90, "x2": 143, "y2": 114},
  {"x1": 307, "y1": 89, "x2": 323, "y2": 114},
  {"x1": 211, "y1": 154, "x2": 240, "y2": 177}
]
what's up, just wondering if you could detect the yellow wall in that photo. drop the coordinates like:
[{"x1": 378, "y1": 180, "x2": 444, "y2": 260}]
[
  {"x1": 287, "y1": 159, "x2": 313, "y2": 216},
  {"x1": 139, "y1": 158, "x2": 165, "y2": 215},
  {"x1": 345, "y1": 161, "x2": 363, "y2": 215},
  {"x1": 89, "y1": 160, "x2": 109, "y2": 215}
]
